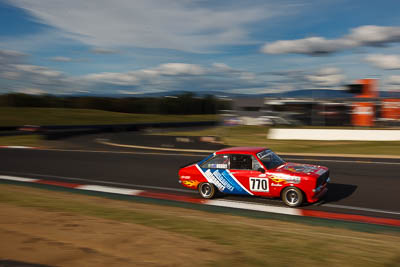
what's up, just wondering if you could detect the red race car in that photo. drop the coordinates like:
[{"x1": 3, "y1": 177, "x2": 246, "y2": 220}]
[{"x1": 178, "y1": 147, "x2": 329, "y2": 207}]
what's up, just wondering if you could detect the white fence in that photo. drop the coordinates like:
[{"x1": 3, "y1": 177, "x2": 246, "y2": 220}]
[{"x1": 268, "y1": 129, "x2": 400, "y2": 141}]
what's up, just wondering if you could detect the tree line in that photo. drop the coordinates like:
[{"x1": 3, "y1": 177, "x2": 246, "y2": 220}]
[{"x1": 0, "y1": 93, "x2": 231, "y2": 114}]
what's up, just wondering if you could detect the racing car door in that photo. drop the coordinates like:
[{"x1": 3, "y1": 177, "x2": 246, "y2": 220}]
[
  {"x1": 199, "y1": 154, "x2": 250, "y2": 195},
  {"x1": 229, "y1": 154, "x2": 271, "y2": 197}
]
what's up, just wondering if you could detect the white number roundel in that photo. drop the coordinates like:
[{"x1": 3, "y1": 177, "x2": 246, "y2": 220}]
[{"x1": 249, "y1": 178, "x2": 269, "y2": 192}]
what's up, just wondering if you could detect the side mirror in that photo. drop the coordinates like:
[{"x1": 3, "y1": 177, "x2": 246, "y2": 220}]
[{"x1": 258, "y1": 168, "x2": 265, "y2": 173}]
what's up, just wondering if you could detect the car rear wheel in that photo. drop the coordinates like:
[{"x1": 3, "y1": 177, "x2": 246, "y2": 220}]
[
  {"x1": 282, "y1": 187, "x2": 303, "y2": 207},
  {"x1": 198, "y1": 183, "x2": 216, "y2": 199}
]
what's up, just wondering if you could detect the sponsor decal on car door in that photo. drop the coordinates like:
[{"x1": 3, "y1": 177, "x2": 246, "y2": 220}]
[
  {"x1": 195, "y1": 165, "x2": 252, "y2": 195},
  {"x1": 195, "y1": 153, "x2": 252, "y2": 195}
]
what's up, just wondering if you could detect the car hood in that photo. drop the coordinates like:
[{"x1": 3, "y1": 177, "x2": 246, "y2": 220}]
[{"x1": 273, "y1": 162, "x2": 328, "y2": 178}]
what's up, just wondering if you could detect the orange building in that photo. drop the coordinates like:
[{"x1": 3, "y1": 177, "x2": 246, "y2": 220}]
[
  {"x1": 350, "y1": 79, "x2": 378, "y2": 126},
  {"x1": 352, "y1": 102, "x2": 375, "y2": 127},
  {"x1": 381, "y1": 99, "x2": 400, "y2": 120},
  {"x1": 355, "y1": 79, "x2": 379, "y2": 98}
]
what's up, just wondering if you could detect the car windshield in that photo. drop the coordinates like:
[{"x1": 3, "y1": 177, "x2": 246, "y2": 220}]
[{"x1": 256, "y1": 149, "x2": 285, "y2": 169}]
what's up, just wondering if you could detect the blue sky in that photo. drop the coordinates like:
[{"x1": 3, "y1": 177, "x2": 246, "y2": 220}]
[{"x1": 1, "y1": 0, "x2": 400, "y2": 95}]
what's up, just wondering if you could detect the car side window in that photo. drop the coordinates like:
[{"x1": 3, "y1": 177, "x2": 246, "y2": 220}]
[
  {"x1": 201, "y1": 154, "x2": 229, "y2": 169},
  {"x1": 230, "y1": 154, "x2": 253, "y2": 170},
  {"x1": 251, "y1": 156, "x2": 262, "y2": 170}
]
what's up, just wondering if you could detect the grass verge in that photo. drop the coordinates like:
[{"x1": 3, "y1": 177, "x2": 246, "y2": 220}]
[
  {"x1": 0, "y1": 183, "x2": 399, "y2": 266},
  {"x1": 0, "y1": 107, "x2": 218, "y2": 126},
  {"x1": 155, "y1": 125, "x2": 400, "y2": 156},
  {"x1": 0, "y1": 134, "x2": 41, "y2": 147}
]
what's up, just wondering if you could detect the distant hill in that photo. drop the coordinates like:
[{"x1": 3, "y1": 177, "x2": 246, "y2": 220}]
[
  {"x1": 71, "y1": 89, "x2": 400, "y2": 99},
  {"x1": 265, "y1": 89, "x2": 354, "y2": 98},
  {"x1": 111, "y1": 89, "x2": 354, "y2": 98}
]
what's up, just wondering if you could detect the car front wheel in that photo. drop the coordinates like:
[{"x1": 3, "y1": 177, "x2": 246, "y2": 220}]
[
  {"x1": 282, "y1": 187, "x2": 303, "y2": 207},
  {"x1": 198, "y1": 182, "x2": 216, "y2": 199}
]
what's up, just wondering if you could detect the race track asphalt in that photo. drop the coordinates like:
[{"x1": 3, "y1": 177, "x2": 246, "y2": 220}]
[{"x1": 1, "y1": 133, "x2": 399, "y2": 220}]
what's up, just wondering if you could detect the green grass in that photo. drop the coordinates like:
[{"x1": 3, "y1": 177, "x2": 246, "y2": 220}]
[
  {"x1": 0, "y1": 135, "x2": 41, "y2": 147},
  {"x1": 2, "y1": 108, "x2": 399, "y2": 156},
  {"x1": 154, "y1": 125, "x2": 400, "y2": 156},
  {"x1": 0, "y1": 107, "x2": 218, "y2": 126},
  {"x1": 1, "y1": 184, "x2": 399, "y2": 267}
]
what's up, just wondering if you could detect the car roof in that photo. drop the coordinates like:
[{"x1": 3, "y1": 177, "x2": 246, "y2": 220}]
[{"x1": 215, "y1": 147, "x2": 267, "y2": 155}]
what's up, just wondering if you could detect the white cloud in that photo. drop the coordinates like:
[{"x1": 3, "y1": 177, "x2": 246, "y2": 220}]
[
  {"x1": 84, "y1": 72, "x2": 140, "y2": 86},
  {"x1": 0, "y1": 30, "x2": 75, "y2": 53},
  {"x1": 118, "y1": 89, "x2": 164, "y2": 95},
  {"x1": 365, "y1": 54, "x2": 400, "y2": 70},
  {"x1": 0, "y1": 71, "x2": 21, "y2": 79},
  {"x1": 315, "y1": 67, "x2": 342, "y2": 76},
  {"x1": 348, "y1": 25, "x2": 400, "y2": 45},
  {"x1": 0, "y1": 47, "x2": 349, "y2": 95},
  {"x1": 0, "y1": 50, "x2": 74, "y2": 93},
  {"x1": 0, "y1": 50, "x2": 27, "y2": 80},
  {"x1": 117, "y1": 90, "x2": 146, "y2": 95},
  {"x1": 212, "y1": 63, "x2": 236, "y2": 73},
  {"x1": 154, "y1": 63, "x2": 206, "y2": 76},
  {"x1": 276, "y1": 84, "x2": 295, "y2": 92},
  {"x1": 306, "y1": 67, "x2": 346, "y2": 87},
  {"x1": 306, "y1": 74, "x2": 345, "y2": 86},
  {"x1": 83, "y1": 63, "x2": 206, "y2": 85},
  {"x1": 262, "y1": 37, "x2": 354, "y2": 55},
  {"x1": 387, "y1": 75, "x2": 400, "y2": 85},
  {"x1": 0, "y1": 49, "x2": 26, "y2": 59},
  {"x1": 262, "y1": 25, "x2": 400, "y2": 55},
  {"x1": 14, "y1": 64, "x2": 63, "y2": 78},
  {"x1": 0, "y1": 49, "x2": 26, "y2": 70},
  {"x1": 80, "y1": 61, "x2": 278, "y2": 94},
  {"x1": 239, "y1": 72, "x2": 257, "y2": 81},
  {"x1": 90, "y1": 47, "x2": 119, "y2": 54},
  {"x1": 50, "y1": 56, "x2": 72, "y2": 62},
  {"x1": 212, "y1": 62, "x2": 256, "y2": 81},
  {"x1": 16, "y1": 88, "x2": 46, "y2": 95},
  {"x1": 384, "y1": 75, "x2": 400, "y2": 91},
  {"x1": 9, "y1": 0, "x2": 286, "y2": 52}
]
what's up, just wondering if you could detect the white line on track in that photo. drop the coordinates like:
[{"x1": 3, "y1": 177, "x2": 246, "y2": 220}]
[
  {"x1": 96, "y1": 138, "x2": 400, "y2": 160},
  {"x1": 208, "y1": 199, "x2": 301, "y2": 216},
  {"x1": 38, "y1": 148, "x2": 209, "y2": 157},
  {"x1": 0, "y1": 175, "x2": 39, "y2": 182},
  {"x1": 0, "y1": 146, "x2": 35, "y2": 149},
  {"x1": 285, "y1": 157, "x2": 400, "y2": 165},
  {"x1": 78, "y1": 185, "x2": 143, "y2": 195},
  {"x1": 97, "y1": 139, "x2": 215, "y2": 153},
  {"x1": 322, "y1": 203, "x2": 400, "y2": 215},
  {"x1": 0, "y1": 171, "x2": 197, "y2": 194},
  {"x1": 1, "y1": 171, "x2": 399, "y2": 217}
]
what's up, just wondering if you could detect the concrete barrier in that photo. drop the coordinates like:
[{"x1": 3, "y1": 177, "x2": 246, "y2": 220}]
[{"x1": 269, "y1": 129, "x2": 400, "y2": 141}]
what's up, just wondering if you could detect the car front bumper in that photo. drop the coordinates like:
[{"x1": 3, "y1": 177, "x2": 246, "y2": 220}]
[{"x1": 308, "y1": 178, "x2": 329, "y2": 203}]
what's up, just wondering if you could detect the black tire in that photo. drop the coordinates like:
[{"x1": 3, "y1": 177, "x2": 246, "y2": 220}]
[
  {"x1": 198, "y1": 182, "x2": 216, "y2": 199},
  {"x1": 282, "y1": 187, "x2": 303, "y2": 207}
]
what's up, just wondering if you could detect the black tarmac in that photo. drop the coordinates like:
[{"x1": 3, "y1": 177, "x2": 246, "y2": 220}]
[{"x1": 1, "y1": 133, "x2": 399, "y2": 220}]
